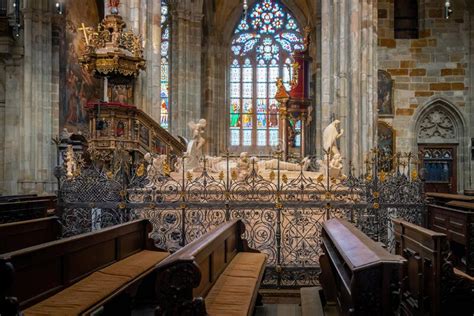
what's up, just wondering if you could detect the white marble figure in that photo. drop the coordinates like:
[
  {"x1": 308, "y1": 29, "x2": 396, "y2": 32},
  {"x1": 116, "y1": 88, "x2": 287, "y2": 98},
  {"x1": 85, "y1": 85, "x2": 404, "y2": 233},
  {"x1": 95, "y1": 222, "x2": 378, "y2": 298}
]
[
  {"x1": 60, "y1": 128, "x2": 72, "y2": 141},
  {"x1": 65, "y1": 145, "x2": 77, "y2": 179},
  {"x1": 180, "y1": 119, "x2": 207, "y2": 172},
  {"x1": 144, "y1": 152, "x2": 167, "y2": 179},
  {"x1": 321, "y1": 120, "x2": 344, "y2": 178},
  {"x1": 257, "y1": 157, "x2": 310, "y2": 172},
  {"x1": 322, "y1": 119, "x2": 344, "y2": 157}
]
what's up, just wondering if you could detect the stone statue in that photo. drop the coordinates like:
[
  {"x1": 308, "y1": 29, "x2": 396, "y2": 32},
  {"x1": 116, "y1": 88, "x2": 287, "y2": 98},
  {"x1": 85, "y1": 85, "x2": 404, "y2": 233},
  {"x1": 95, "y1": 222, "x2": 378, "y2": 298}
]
[
  {"x1": 144, "y1": 152, "x2": 167, "y2": 179},
  {"x1": 257, "y1": 157, "x2": 310, "y2": 172},
  {"x1": 322, "y1": 119, "x2": 344, "y2": 156},
  {"x1": 65, "y1": 145, "x2": 77, "y2": 179},
  {"x1": 60, "y1": 128, "x2": 72, "y2": 141},
  {"x1": 321, "y1": 120, "x2": 344, "y2": 178},
  {"x1": 234, "y1": 152, "x2": 249, "y2": 179},
  {"x1": 177, "y1": 119, "x2": 207, "y2": 172}
]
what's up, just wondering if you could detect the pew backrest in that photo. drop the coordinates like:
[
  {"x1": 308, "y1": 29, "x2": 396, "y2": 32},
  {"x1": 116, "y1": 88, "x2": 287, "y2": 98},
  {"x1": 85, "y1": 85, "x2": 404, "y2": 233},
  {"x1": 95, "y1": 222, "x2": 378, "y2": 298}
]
[
  {"x1": 0, "y1": 216, "x2": 61, "y2": 254},
  {"x1": 319, "y1": 218, "x2": 405, "y2": 316},
  {"x1": 392, "y1": 218, "x2": 447, "y2": 316},
  {"x1": 154, "y1": 219, "x2": 261, "y2": 315},
  {"x1": 0, "y1": 219, "x2": 157, "y2": 310},
  {"x1": 0, "y1": 199, "x2": 51, "y2": 224},
  {"x1": 158, "y1": 219, "x2": 254, "y2": 298}
]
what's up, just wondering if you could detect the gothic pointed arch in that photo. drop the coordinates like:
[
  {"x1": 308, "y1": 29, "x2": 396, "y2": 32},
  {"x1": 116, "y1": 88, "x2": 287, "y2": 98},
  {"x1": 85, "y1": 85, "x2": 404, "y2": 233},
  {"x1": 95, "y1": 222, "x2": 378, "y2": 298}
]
[
  {"x1": 413, "y1": 98, "x2": 468, "y2": 192},
  {"x1": 228, "y1": 0, "x2": 304, "y2": 149},
  {"x1": 415, "y1": 99, "x2": 464, "y2": 144}
]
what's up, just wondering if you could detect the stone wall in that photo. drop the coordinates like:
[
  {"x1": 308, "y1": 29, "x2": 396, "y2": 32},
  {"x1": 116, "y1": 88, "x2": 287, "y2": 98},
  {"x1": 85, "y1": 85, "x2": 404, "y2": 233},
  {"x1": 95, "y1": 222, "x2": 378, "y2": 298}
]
[
  {"x1": 0, "y1": 61, "x2": 4, "y2": 194},
  {"x1": 378, "y1": 0, "x2": 473, "y2": 190}
]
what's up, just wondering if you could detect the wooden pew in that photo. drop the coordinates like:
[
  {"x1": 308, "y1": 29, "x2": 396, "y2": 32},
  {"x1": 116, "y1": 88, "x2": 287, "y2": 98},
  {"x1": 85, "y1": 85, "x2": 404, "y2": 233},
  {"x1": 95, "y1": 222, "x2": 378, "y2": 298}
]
[
  {"x1": 0, "y1": 219, "x2": 169, "y2": 315},
  {"x1": 154, "y1": 219, "x2": 267, "y2": 316},
  {"x1": 427, "y1": 203, "x2": 474, "y2": 276},
  {"x1": 0, "y1": 217, "x2": 61, "y2": 254},
  {"x1": 318, "y1": 218, "x2": 405, "y2": 316},
  {"x1": 0, "y1": 194, "x2": 38, "y2": 201},
  {"x1": 0, "y1": 198, "x2": 53, "y2": 224},
  {"x1": 393, "y1": 218, "x2": 474, "y2": 316}
]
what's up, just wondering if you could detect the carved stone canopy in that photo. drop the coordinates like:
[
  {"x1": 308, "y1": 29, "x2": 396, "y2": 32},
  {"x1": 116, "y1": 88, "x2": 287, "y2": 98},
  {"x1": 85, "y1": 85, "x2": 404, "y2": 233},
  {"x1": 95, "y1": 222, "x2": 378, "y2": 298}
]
[{"x1": 417, "y1": 106, "x2": 457, "y2": 143}]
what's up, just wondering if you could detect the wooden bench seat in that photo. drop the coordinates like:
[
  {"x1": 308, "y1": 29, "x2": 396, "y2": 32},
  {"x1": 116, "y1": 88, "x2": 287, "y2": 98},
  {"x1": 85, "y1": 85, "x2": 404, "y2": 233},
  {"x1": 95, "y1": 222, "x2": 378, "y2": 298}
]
[
  {"x1": 155, "y1": 219, "x2": 267, "y2": 316},
  {"x1": 0, "y1": 219, "x2": 169, "y2": 315},
  {"x1": 205, "y1": 252, "x2": 266, "y2": 315},
  {"x1": 0, "y1": 217, "x2": 61, "y2": 254},
  {"x1": 24, "y1": 250, "x2": 169, "y2": 315}
]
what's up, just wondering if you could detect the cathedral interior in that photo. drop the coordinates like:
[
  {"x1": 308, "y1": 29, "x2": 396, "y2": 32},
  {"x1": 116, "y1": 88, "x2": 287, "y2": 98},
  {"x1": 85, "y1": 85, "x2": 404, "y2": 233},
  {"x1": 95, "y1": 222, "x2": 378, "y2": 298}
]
[{"x1": 1, "y1": 0, "x2": 474, "y2": 315}]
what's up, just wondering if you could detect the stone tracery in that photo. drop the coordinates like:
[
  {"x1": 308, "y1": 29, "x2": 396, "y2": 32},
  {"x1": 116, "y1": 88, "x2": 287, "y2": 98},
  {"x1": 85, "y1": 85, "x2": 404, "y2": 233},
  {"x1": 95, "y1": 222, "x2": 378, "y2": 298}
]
[{"x1": 418, "y1": 107, "x2": 456, "y2": 141}]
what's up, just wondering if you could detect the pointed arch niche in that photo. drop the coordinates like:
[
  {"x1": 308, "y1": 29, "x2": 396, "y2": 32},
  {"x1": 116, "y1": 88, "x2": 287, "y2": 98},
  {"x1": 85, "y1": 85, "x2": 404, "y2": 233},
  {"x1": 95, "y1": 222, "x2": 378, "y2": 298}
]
[
  {"x1": 228, "y1": 0, "x2": 304, "y2": 150},
  {"x1": 414, "y1": 99, "x2": 467, "y2": 192}
]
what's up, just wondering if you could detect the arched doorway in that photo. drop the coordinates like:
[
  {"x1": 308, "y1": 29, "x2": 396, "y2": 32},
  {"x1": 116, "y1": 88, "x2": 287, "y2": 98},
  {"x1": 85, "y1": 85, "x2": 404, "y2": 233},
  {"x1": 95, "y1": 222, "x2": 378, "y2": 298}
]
[{"x1": 415, "y1": 99, "x2": 466, "y2": 193}]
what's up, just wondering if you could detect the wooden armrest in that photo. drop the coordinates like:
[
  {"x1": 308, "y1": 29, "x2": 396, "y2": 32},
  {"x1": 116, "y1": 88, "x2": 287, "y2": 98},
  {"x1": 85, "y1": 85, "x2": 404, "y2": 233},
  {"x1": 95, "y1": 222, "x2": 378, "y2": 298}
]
[{"x1": 453, "y1": 267, "x2": 474, "y2": 282}]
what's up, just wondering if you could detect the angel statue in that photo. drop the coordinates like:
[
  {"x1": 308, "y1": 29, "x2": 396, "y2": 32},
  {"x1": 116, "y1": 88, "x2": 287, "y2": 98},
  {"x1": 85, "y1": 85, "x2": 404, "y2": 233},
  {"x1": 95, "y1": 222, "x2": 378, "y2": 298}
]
[
  {"x1": 177, "y1": 119, "x2": 207, "y2": 172},
  {"x1": 320, "y1": 119, "x2": 345, "y2": 178},
  {"x1": 322, "y1": 119, "x2": 344, "y2": 158}
]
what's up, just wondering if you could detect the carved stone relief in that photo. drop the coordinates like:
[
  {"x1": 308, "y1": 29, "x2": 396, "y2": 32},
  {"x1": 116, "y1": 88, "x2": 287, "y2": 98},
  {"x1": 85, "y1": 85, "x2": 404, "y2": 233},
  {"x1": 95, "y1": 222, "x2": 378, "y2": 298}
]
[{"x1": 418, "y1": 107, "x2": 456, "y2": 142}]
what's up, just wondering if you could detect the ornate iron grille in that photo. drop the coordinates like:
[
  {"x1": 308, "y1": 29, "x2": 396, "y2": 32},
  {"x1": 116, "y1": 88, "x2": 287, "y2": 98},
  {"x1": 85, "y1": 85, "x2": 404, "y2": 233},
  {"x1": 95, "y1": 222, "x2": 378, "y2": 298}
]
[{"x1": 57, "y1": 149, "x2": 425, "y2": 288}]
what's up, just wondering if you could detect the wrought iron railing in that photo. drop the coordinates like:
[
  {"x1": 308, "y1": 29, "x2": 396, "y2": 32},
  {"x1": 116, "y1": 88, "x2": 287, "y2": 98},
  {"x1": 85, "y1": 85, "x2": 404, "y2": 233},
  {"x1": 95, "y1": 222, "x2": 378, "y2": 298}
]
[{"x1": 57, "y1": 149, "x2": 425, "y2": 288}]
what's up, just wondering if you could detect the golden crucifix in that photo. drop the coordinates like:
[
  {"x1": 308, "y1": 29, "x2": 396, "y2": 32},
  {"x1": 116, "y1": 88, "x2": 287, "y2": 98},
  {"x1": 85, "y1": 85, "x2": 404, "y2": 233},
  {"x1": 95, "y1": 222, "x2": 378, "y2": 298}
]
[{"x1": 78, "y1": 23, "x2": 90, "y2": 46}]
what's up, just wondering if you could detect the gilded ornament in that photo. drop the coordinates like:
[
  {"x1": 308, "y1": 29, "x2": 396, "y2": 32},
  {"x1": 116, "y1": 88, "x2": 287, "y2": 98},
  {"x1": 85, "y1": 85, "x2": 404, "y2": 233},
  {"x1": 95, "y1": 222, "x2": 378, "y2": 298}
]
[{"x1": 136, "y1": 163, "x2": 145, "y2": 177}]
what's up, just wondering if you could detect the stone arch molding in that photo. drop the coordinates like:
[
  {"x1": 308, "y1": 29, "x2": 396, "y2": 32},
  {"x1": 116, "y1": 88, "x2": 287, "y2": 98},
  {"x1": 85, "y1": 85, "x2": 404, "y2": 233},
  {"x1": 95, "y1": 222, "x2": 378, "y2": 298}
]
[
  {"x1": 413, "y1": 98, "x2": 468, "y2": 192},
  {"x1": 415, "y1": 99, "x2": 464, "y2": 144}
]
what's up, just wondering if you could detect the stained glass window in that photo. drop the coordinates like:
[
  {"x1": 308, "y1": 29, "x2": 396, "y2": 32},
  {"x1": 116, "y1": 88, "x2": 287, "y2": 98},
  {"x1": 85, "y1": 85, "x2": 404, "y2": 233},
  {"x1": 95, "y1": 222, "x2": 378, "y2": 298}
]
[
  {"x1": 160, "y1": 1, "x2": 170, "y2": 129},
  {"x1": 229, "y1": 0, "x2": 303, "y2": 148}
]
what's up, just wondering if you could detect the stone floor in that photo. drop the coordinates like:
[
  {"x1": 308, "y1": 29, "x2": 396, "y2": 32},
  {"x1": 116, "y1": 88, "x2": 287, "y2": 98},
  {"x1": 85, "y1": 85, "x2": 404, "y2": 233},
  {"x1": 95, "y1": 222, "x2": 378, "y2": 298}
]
[
  {"x1": 255, "y1": 304, "x2": 302, "y2": 316},
  {"x1": 131, "y1": 289, "x2": 339, "y2": 316}
]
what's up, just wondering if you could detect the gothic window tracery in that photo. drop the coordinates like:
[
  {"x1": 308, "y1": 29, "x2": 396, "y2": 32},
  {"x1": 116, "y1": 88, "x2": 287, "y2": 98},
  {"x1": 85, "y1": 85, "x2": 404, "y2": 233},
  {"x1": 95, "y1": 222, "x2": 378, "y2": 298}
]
[
  {"x1": 160, "y1": 0, "x2": 170, "y2": 129},
  {"x1": 418, "y1": 107, "x2": 456, "y2": 141},
  {"x1": 229, "y1": 0, "x2": 303, "y2": 148}
]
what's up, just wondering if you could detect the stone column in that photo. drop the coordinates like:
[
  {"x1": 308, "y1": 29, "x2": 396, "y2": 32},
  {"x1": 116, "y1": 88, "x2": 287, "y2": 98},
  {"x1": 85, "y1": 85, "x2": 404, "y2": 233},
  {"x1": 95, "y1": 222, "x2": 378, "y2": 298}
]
[
  {"x1": 468, "y1": 7, "x2": 474, "y2": 188},
  {"x1": 169, "y1": 3, "x2": 203, "y2": 139},
  {"x1": 201, "y1": 31, "x2": 227, "y2": 155},
  {"x1": 2, "y1": 57, "x2": 22, "y2": 194},
  {"x1": 116, "y1": 0, "x2": 162, "y2": 122},
  {"x1": 19, "y1": 3, "x2": 56, "y2": 193},
  {"x1": 320, "y1": 0, "x2": 377, "y2": 174}
]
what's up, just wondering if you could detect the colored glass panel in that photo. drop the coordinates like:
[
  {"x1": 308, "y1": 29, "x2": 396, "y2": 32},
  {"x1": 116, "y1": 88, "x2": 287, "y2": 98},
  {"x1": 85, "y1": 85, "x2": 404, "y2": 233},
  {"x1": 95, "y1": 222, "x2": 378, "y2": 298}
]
[
  {"x1": 231, "y1": 129, "x2": 240, "y2": 146},
  {"x1": 160, "y1": 0, "x2": 170, "y2": 130},
  {"x1": 243, "y1": 67, "x2": 253, "y2": 82},
  {"x1": 230, "y1": 83, "x2": 241, "y2": 98},
  {"x1": 229, "y1": 0, "x2": 303, "y2": 147},
  {"x1": 257, "y1": 67, "x2": 267, "y2": 82},
  {"x1": 269, "y1": 130, "x2": 279, "y2": 146},
  {"x1": 257, "y1": 83, "x2": 267, "y2": 98},
  {"x1": 242, "y1": 115, "x2": 253, "y2": 128},
  {"x1": 243, "y1": 99, "x2": 253, "y2": 113},
  {"x1": 231, "y1": 68, "x2": 241, "y2": 83},
  {"x1": 257, "y1": 130, "x2": 267, "y2": 146},
  {"x1": 243, "y1": 83, "x2": 253, "y2": 98},
  {"x1": 243, "y1": 130, "x2": 252, "y2": 146}
]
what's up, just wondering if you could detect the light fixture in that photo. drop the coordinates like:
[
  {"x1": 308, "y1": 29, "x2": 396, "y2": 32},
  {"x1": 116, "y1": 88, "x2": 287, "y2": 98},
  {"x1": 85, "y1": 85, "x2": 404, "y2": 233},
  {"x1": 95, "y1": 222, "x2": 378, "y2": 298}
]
[
  {"x1": 55, "y1": 2, "x2": 64, "y2": 15},
  {"x1": 12, "y1": 0, "x2": 21, "y2": 38},
  {"x1": 445, "y1": 1, "x2": 452, "y2": 19}
]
